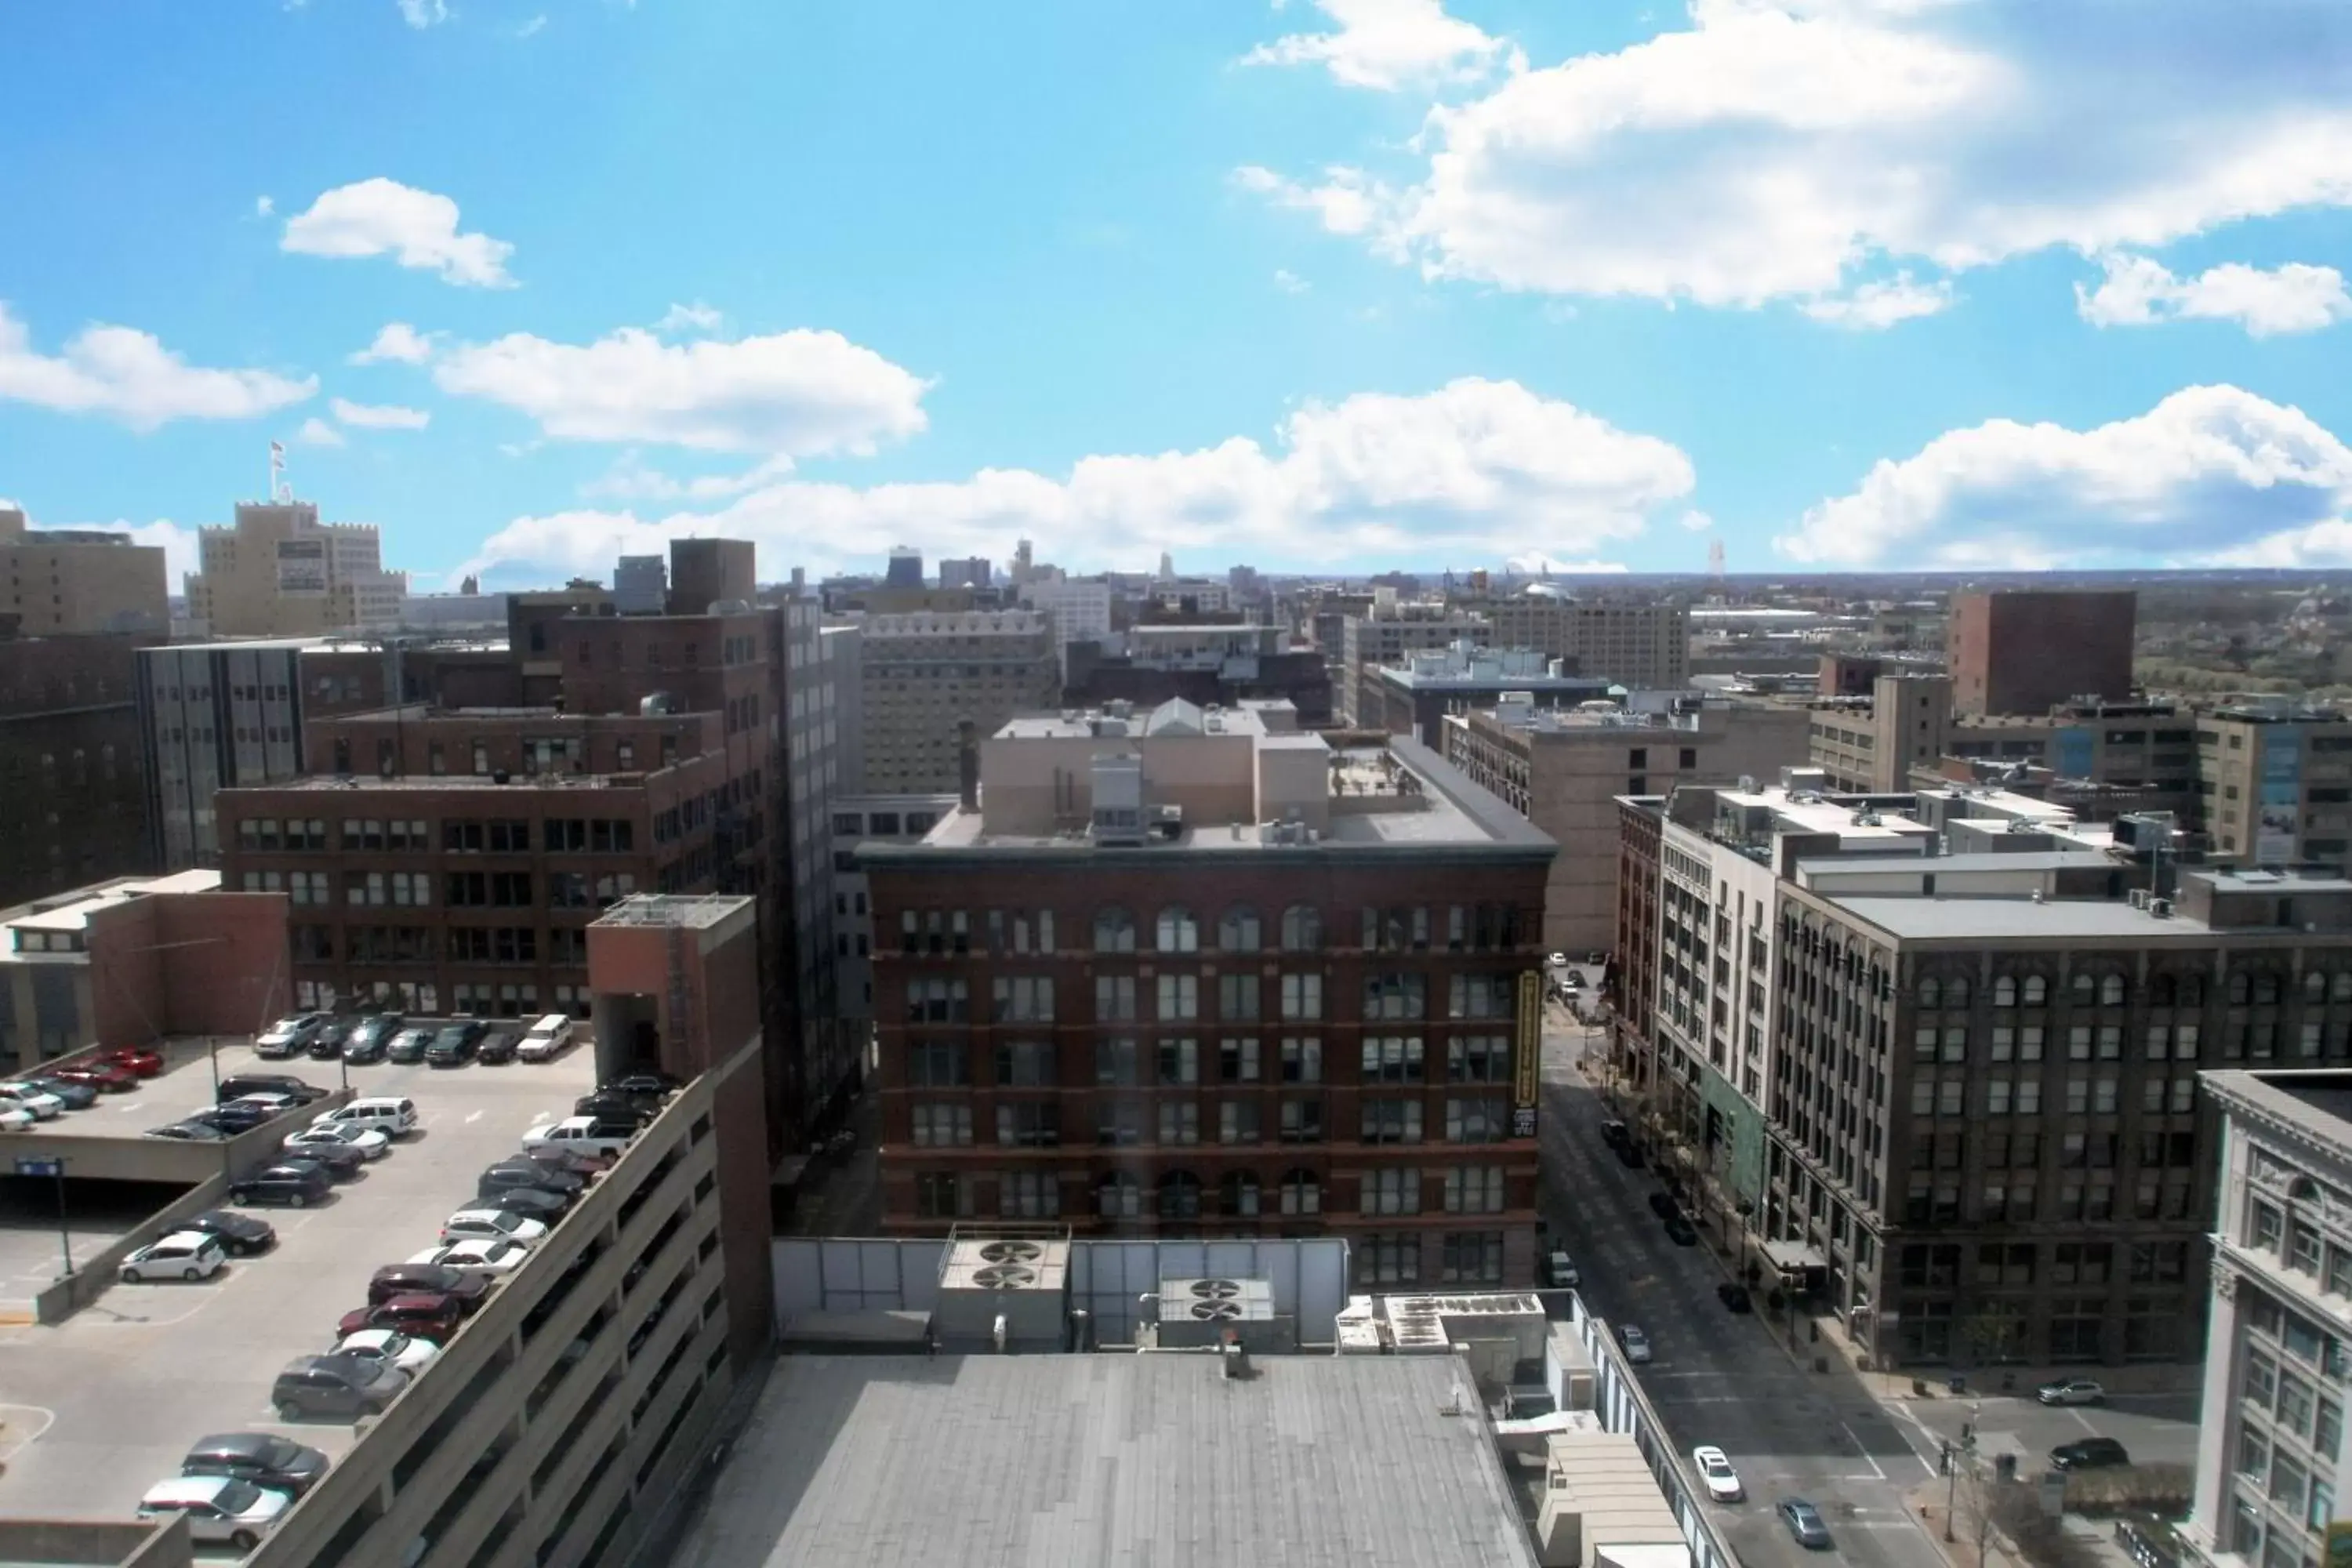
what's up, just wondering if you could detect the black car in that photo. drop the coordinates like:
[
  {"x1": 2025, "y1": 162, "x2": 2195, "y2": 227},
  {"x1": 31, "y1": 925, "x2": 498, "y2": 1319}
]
[
  {"x1": 281, "y1": 1141, "x2": 366, "y2": 1178},
  {"x1": 181, "y1": 1432, "x2": 329, "y2": 1495},
  {"x1": 1614, "y1": 1139, "x2": 1646, "y2": 1170},
  {"x1": 272, "y1": 1354, "x2": 408, "y2": 1421},
  {"x1": 217, "y1": 1073, "x2": 327, "y2": 1105},
  {"x1": 230, "y1": 1163, "x2": 334, "y2": 1208},
  {"x1": 605, "y1": 1071, "x2": 681, "y2": 1099},
  {"x1": 367, "y1": 1263, "x2": 492, "y2": 1311},
  {"x1": 1599, "y1": 1119, "x2": 1629, "y2": 1146},
  {"x1": 1716, "y1": 1283, "x2": 1752, "y2": 1313},
  {"x1": 183, "y1": 1210, "x2": 278, "y2": 1257},
  {"x1": 483, "y1": 1160, "x2": 585, "y2": 1198},
  {"x1": 385, "y1": 1029, "x2": 434, "y2": 1065},
  {"x1": 424, "y1": 1030, "x2": 480, "y2": 1068},
  {"x1": 147, "y1": 1120, "x2": 232, "y2": 1142},
  {"x1": 2052, "y1": 1437, "x2": 2131, "y2": 1471},
  {"x1": 342, "y1": 1017, "x2": 401, "y2": 1065},
  {"x1": 306, "y1": 1022, "x2": 352, "y2": 1061},
  {"x1": 574, "y1": 1091, "x2": 658, "y2": 1127},
  {"x1": 192, "y1": 1105, "x2": 278, "y2": 1137},
  {"x1": 1664, "y1": 1216, "x2": 1699, "y2": 1247},
  {"x1": 478, "y1": 1186, "x2": 568, "y2": 1221},
  {"x1": 1646, "y1": 1192, "x2": 1680, "y2": 1220},
  {"x1": 475, "y1": 1031, "x2": 518, "y2": 1065}
]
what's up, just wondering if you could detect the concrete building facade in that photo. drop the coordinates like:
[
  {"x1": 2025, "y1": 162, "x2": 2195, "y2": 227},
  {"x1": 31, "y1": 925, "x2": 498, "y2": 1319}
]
[
  {"x1": 856, "y1": 610, "x2": 1058, "y2": 793},
  {"x1": 1337, "y1": 602, "x2": 1490, "y2": 726},
  {"x1": 1455, "y1": 594, "x2": 1691, "y2": 691},
  {"x1": 183, "y1": 501, "x2": 407, "y2": 637},
  {"x1": 0, "y1": 508, "x2": 169, "y2": 636}
]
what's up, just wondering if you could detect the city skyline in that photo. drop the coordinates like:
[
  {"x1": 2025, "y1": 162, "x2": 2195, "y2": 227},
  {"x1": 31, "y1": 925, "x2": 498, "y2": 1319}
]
[{"x1": 2, "y1": 2, "x2": 2350, "y2": 590}]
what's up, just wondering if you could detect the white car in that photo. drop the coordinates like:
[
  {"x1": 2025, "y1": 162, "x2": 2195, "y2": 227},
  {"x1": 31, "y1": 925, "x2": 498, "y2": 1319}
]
[
  {"x1": 1693, "y1": 1444, "x2": 1744, "y2": 1502},
  {"x1": 336, "y1": 1328, "x2": 442, "y2": 1376},
  {"x1": 522, "y1": 1116, "x2": 633, "y2": 1158},
  {"x1": 1548, "y1": 952, "x2": 1570, "y2": 968},
  {"x1": 440, "y1": 1207, "x2": 550, "y2": 1246},
  {"x1": 1619, "y1": 1324, "x2": 1653, "y2": 1364},
  {"x1": 121, "y1": 1231, "x2": 228, "y2": 1283},
  {"x1": 285, "y1": 1123, "x2": 391, "y2": 1161},
  {"x1": 405, "y1": 1238, "x2": 530, "y2": 1277},
  {"x1": 138, "y1": 1475, "x2": 291, "y2": 1552},
  {"x1": 0, "y1": 1104, "x2": 33, "y2": 1132},
  {"x1": 0, "y1": 1082, "x2": 65, "y2": 1120}
]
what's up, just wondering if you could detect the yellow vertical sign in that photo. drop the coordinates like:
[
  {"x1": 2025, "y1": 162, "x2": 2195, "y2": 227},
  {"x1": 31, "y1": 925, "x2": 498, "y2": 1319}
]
[{"x1": 1512, "y1": 970, "x2": 1541, "y2": 1138}]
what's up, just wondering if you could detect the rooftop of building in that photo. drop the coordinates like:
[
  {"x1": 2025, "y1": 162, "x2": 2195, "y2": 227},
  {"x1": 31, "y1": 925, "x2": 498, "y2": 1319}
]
[
  {"x1": 1708, "y1": 782, "x2": 1937, "y2": 844},
  {"x1": 1820, "y1": 866, "x2": 2352, "y2": 941},
  {"x1": 260, "y1": 768, "x2": 682, "y2": 793},
  {"x1": 1795, "y1": 849, "x2": 2118, "y2": 880},
  {"x1": 2204, "y1": 1069, "x2": 2352, "y2": 1142},
  {"x1": 1, "y1": 869, "x2": 224, "y2": 934},
  {"x1": 670, "y1": 1352, "x2": 1538, "y2": 1568},
  {"x1": 1463, "y1": 702, "x2": 1681, "y2": 737},
  {"x1": 1377, "y1": 645, "x2": 1608, "y2": 692},
  {"x1": 997, "y1": 696, "x2": 1298, "y2": 740}
]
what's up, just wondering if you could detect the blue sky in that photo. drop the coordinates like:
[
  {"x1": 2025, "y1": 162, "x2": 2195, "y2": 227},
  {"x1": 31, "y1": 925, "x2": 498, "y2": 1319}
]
[{"x1": 3, "y1": 0, "x2": 2351, "y2": 589}]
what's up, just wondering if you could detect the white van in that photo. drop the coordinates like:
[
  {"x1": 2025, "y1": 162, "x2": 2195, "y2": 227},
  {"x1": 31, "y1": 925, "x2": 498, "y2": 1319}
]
[
  {"x1": 311, "y1": 1095, "x2": 419, "y2": 1138},
  {"x1": 517, "y1": 1014, "x2": 575, "y2": 1062}
]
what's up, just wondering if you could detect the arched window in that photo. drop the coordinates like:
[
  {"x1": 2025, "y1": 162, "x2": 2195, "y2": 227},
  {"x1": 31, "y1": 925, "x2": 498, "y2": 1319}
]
[
  {"x1": 1156, "y1": 907, "x2": 1200, "y2": 953},
  {"x1": 1279, "y1": 1168, "x2": 1321, "y2": 1216},
  {"x1": 1994, "y1": 976, "x2": 2018, "y2": 1008},
  {"x1": 2100, "y1": 974, "x2": 2125, "y2": 1007},
  {"x1": 1219, "y1": 906, "x2": 1261, "y2": 953},
  {"x1": 2180, "y1": 975, "x2": 2205, "y2": 1007},
  {"x1": 1221, "y1": 1171, "x2": 1261, "y2": 1218},
  {"x1": 1918, "y1": 977, "x2": 1942, "y2": 1011},
  {"x1": 2307, "y1": 972, "x2": 2330, "y2": 1005},
  {"x1": 2230, "y1": 971, "x2": 2253, "y2": 1007},
  {"x1": 1096, "y1": 1171, "x2": 1142, "y2": 1218},
  {"x1": 2256, "y1": 972, "x2": 2283, "y2": 1007},
  {"x1": 1946, "y1": 977, "x2": 1971, "y2": 1010},
  {"x1": 1157, "y1": 1171, "x2": 1203, "y2": 1220},
  {"x1": 2071, "y1": 973, "x2": 2096, "y2": 1006},
  {"x1": 1094, "y1": 906, "x2": 1137, "y2": 953},
  {"x1": 2024, "y1": 975, "x2": 2049, "y2": 1007},
  {"x1": 1280, "y1": 903, "x2": 1322, "y2": 953}
]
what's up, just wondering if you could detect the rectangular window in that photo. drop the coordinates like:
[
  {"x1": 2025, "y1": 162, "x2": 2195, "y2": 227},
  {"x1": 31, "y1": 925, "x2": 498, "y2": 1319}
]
[
  {"x1": 1446, "y1": 974, "x2": 1512, "y2": 1019},
  {"x1": 1096, "y1": 1099, "x2": 1144, "y2": 1147},
  {"x1": 916, "y1": 1173, "x2": 971, "y2": 1219},
  {"x1": 1441, "y1": 1232, "x2": 1505, "y2": 1286},
  {"x1": 1280, "y1": 1036, "x2": 1322, "y2": 1083},
  {"x1": 1279, "y1": 1098, "x2": 1323, "y2": 1143},
  {"x1": 1095, "y1": 1038, "x2": 1140, "y2": 1087},
  {"x1": 995, "y1": 1102, "x2": 1058, "y2": 1148},
  {"x1": 1219, "y1": 1037, "x2": 1260, "y2": 1083},
  {"x1": 907, "y1": 1041, "x2": 970, "y2": 1087},
  {"x1": 1157, "y1": 1038, "x2": 1200, "y2": 1086},
  {"x1": 1156, "y1": 972, "x2": 1200, "y2": 1022},
  {"x1": 1218, "y1": 973, "x2": 1260, "y2": 1022},
  {"x1": 1363, "y1": 1169, "x2": 1420, "y2": 1215},
  {"x1": 1279, "y1": 972, "x2": 1324, "y2": 1022},
  {"x1": 1446, "y1": 1097, "x2": 1508, "y2": 1144},
  {"x1": 1361, "y1": 1036, "x2": 1425, "y2": 1083},
  {"x1": 1095, "y1": 975, "x2": 1137, "y2": 1022},
  {"x1": 1218, "y1": 1100, "x2": 1260, "y2": 1145},
  {"x1": 910, "y1": 1102, "x2": 972, "y2": 1147},
  {"x1": 999, "y1": 1172, "x2": 1058, "y2": 1218},
  {"x1": 1444, "y1": 1166, "x2": 1506, "y2": 1214},
  {"x1": 1361, "y1": 1099, "x2": 1423, "y2": 1144},
  {"x1": 1364, "y1": 972, "x2": 1426, "y2": 1020},
  {"x1": 993, "y1": 1041, "x2": 1055, "y2": 1087},
  {"x1": 1156, "y1": 1102, "x2": 1200, "y2": 1146},
  {"x1": 1448, "y1": 1035, "x2": 1512, "y2": 1083},
  {"x1": 993, "y1": 975, "x2": 1054, "y2": 1022}
]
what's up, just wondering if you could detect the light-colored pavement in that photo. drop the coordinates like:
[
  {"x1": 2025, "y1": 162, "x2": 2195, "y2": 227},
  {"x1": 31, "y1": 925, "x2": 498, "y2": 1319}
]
[{"x1": 0, "y1": 1041, "x2": 595, "y2": 1521}]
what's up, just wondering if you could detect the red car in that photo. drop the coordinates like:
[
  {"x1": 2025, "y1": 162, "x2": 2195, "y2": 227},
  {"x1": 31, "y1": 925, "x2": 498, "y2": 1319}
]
[
  {"x1": 337, "y1": 1294, "x2": 464, "y2": 1345},
  {"x1": 98, "y1": 1045, "x2": 164, "y2": 1078},
  {"x1": 52, "y1": 1062, "x2": 138, "y2": 1093}
]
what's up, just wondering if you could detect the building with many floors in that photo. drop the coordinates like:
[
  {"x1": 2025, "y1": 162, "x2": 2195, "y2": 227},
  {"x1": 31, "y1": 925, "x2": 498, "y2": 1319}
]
[
  {"x1": 827, "y1": 792, "x2": 956, "y2": 1022},
  {"x1": 0, "y1": 632, "x2": 156, "y2": 905},
  {"x1": 0, "y1": 506, "x2": 169, "y2": 636},
  {"x1": 1453, "y1": 593, "x2": 1690, "y2": 692},
  {"x1": 182, "y1": 499, "x2": 408, "y2": 637},
  {"x1": 1947, "y1": 588, "x2": 2137, "y2": 718},
  {"x1": 1018, "y1": 579, "x2": 1113, "y2": 681},
  {"x1": 1065, "y1": 623, "x2": 1334, "y2": 728},
  {"x1": 860, "y1": 699, "x2": 1557, "y2": 1290},
  {"x1": 1367, "y1": 643, "x2": 1613, "y2": 751},
  {"x1": 1336, "y1": 600, "x2": 1490, "y2": 727},
  {"x1": 855, "y1": 609, "x2": 1058, "y2": 793}
]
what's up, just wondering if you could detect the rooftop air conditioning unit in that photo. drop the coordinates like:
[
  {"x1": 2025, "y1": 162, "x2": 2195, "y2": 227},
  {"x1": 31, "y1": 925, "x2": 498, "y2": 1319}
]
[
  {"x1": 2129, "y1": 889, "x2": 2151, "y2": 910},
  {"x1": 2150, "y1": 898, "x2": 2174, "y2": 919},
  {"x1": 1155, "y1": 1276, "x2": 1294, "y2": 1352},
  {"x1": 931, "y1": 1236, "x2": 1071, "y2": 1353}
]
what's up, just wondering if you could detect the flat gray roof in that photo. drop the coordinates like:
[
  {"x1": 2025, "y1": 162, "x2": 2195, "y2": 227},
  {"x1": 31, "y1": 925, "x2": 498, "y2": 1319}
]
[
  {"x1": 1824, "y1": 895, "x2": 2217, "y2": 941},
  {"x1": 1798, "y1": 851, "x2": 2116, "y2": 878},
  {"x1": 674, "y1": 1352, "x2": 1540, "y2": 1568},
  {"x1": 2205, "y1": 1070, "x2": 2352, "y2": 1142}
]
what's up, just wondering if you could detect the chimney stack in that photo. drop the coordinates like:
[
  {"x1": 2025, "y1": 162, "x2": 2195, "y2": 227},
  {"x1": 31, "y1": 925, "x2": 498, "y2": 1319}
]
[{"x1": 957, "y1": 718, "x2": 980, "y2": 811}]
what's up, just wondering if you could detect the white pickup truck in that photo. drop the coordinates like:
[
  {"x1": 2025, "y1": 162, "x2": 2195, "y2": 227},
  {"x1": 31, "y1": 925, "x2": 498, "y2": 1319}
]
[{"x1": 521, "y1": 1116, "x2": 634, "y2": 1159}]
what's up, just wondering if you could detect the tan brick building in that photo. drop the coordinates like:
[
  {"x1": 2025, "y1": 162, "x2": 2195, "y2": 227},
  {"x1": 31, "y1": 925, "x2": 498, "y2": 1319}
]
[{"x1": 0, "y1": 507, "x2": 168, "y2": 636}]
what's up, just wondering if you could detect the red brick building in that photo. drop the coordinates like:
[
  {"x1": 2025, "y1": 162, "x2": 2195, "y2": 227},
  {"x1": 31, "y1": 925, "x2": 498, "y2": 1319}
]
[
  {"x1": 862, "y1": 700, "x2": 1557, "y2": 1288},
  {"x1": 1947, "y1": 590, "x2": 2136, "y2": 718}
]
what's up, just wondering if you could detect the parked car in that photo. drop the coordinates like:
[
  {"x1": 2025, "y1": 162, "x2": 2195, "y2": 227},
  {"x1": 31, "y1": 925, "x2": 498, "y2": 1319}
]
[
  {"x1": 1780, "y1": 1498, "x2": 1833, "y2": 1550},
  {"x1": 477, "y1": 1185, "x2": 570, "y2": 1221},
  {"x1": 51, "y1": 1061, "x2": 137, "y2": 1094},
  {"x1": 271, "y1": 1352, "x2": 409, "y2": 1421},
  {"x1": 1693, "y1": 1445, "x2": 1744, "y2": 1503},
  {"x1": 1664, "y1": 1216, "x2": 1700, "y2": 1247},
  {"x1": 218, "y1": 1073, "x2": 327, "y2": 1105},
  {"x1": 425, "y1": 1025, "x2": 483, "y2": 1068},
  {"x1": 99, "y1": 1044, "x2": 165, "y2": 1077},
  {"x1": 342, "y1": 1025, "x2": 396, "y2": 1065},
  {"x1": 2052, "y1": 1437, "x2": 2131, "y2": 1471},
  {"x1": 0, "y1": 1082, "x2": 65, "y2": 1120},
  {"x1": 1614, "y1": 1140, "x2": 1646, "y2": 1170},
  {"x1": 405, "y1": 1238, "x2": 529, "y2": 1277},
  {"x1": 146, "y1": 1120, "x2": 230, "y2": 1142},
  {"x1": 0, "y1": 1104, "x2": 33, "y2": 1131},
  {"x1": 138, "y1": 1475, "x2": 292, "y2": 1552},
  {"x1": 310, "y1": 1096, "x2": 418, "y2": 1138},
  {"x1": 2038, "y1": 1378, "x2": 2106, "y2": 1406},
  {"x1": 1544, "y1": 1250, "x2": 1580, "y2": 1288},
  {"x1": 1618, "y1": 1324, "x2": 1652, "y2": 1364},
  {"x1": 1716, "y1": 1283, "x2": 1752, "y2": 1313},
  {"x1": 334, "y1": 1328, "x2": 441, "y2": 1376},
  {"x1": 276, "y1": 1141, "x2": 365, "y2": 1178},
  {"x1": 1646, "y1": 1192, "x2": 1680, "y2": 1220},
  {"x1": 516, "y1": 1013, "x2": 575, "y2": 1062},
  {"x1": 337, "y1": 1294, "x2": 464, "y2": 1345},
  {"x1": 514, "y1": 1144, "x2": 610, "y2": 1179},
  {"x1": 482, "y1": 1160, "x2": 584, "y2": 1199},
  {"x1": 285, "y1": 1123, "x2": 390, "y2": 1161},
  {"x1": 524, "y1": 1116, "x2": 635, "y2": 1159},
  {"x1": 1599, "y1": 1119, "x2": 1629, "y2": 1146},
  {"x1": 306, "y1": 1022, "x2": 354, "y2": 1061},
  {"x1": 194, "y1": 1101, "x2": 282, "y2": 1136},
  {"x1": 182, "y1": 1209, "x2": 277, "y2": 1256},
  {"x1": 573, "y1": 1092, "x2": 657, "y2": 1127},
  {"x1": 385, "y1": 1027, "x2": 434, "y2": 1065},
  {"x1": 120, "y1": 1231, "x2": 229, "y2": 1283},
  {"x1": 367, "y1": 1262, "x2": 492, "y2": 1312},
  {"x1": 605, "y1": 1069, "x2": 681, "y2": 1099},
  {"x1": 475, "y1": 1030, "x2": 518, "y2": 1065},
  {"x1": 441, "y1": 1207, "x2": 550, "y2": 1245},
  {"x1": 24, "y1": 1074, "x2": 97, "y2": 1109},
  {"x1": 180, "y1": 1432, "x2": 329, "y2": 1496},
  {"x1": 230, "y1": 1163, "x2": 334, "y2": 1208},
  {"x1": 256, "y1": 1014, "x2": 330, "y2": 1058}
]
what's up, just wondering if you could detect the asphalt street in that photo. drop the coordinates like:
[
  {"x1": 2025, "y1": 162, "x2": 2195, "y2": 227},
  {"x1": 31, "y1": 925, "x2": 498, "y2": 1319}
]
[{"x1": 1538, "y1": 1018, "x2": 1950, "y2": 1568}]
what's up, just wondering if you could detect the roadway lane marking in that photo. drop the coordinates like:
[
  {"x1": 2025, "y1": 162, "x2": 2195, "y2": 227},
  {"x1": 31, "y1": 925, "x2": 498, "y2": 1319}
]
[{"x1": 1842, "y1": 1423, "x2": 1887, "y2": 1481}]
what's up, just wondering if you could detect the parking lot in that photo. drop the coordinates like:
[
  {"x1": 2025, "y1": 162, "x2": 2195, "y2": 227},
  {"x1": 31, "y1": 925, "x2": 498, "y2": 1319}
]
[{"x1": 0, "y1": 1036, "x2": 597, "y2": 1524}]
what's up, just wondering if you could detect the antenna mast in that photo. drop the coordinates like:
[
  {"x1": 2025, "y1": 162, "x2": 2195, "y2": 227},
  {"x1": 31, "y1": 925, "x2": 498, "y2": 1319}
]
[{"x1": 269, "y1": 440, "x2": 292, "y2": 503}]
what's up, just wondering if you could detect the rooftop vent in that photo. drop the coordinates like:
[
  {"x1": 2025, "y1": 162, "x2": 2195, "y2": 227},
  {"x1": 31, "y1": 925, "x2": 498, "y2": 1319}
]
[{"x1": 1158, "y1": 1277, "x2": 1293, "y2": 1352}]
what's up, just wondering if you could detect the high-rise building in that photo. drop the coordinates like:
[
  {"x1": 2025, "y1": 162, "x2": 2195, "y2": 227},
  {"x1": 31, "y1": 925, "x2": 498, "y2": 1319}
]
[
  {"x1": 139, "y1": 639, "x2": 314, "y2": 869},
  {"x1": 0, "y1": 633, "x2": 156, "y2": 905},
  {"x1": 669, "y1": 537, "x2": 756, "y2": 612},
  {"x1": 856, "y1": 610, "x2": 1058, "y2": 793},
  {"x1": 1947, "y1": 589, "x2": 2136, "y2": 718},
  {"x1": 884, "y1": 546, "x2": 925, "y2": 590},
  {"x1": 828, "y1": 793, "x2": 956, "y2": 1021},
  {"x1": 1453, "y1": 593, "x2": 1690, "y2": 691},
  {"x1": 938, "y1": 557, "x2": 993, "y2": 590},
  {"x1": 0, "y1": 507, "x2": 169, "y2": 636},
  {"x1": 1020, "y1": 579, "x2": 1113, "y2": 681},
  {"x1": 614, "y1": 554, "x2": 667, "y2": 614},
  {"x1": 1336, "y1": 601, "x2": 1490, "y2": 726},
  {"x1": 862, "y1": 702, "x2": 1557, "y2": 1288},
  {"x1": 182, "y1": 499, "x2": 408, "y2": 637},
  {"x1": 2196, "y1": 700, "x2": 2352, "y2": 873},
  {"x1": 2182, "y1": 1068, "x2": 2352, "y2": 1568}
]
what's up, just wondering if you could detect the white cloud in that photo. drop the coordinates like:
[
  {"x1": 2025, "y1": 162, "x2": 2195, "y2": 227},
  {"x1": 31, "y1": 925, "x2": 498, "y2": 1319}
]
[
  {"x1": 1273, "y1": 269, "x2": 1312, "y2": 294},
  {"x1": 433, "y1": 325, "x2": 931, "y2": 456},
  {"x1": 516, "y1": 13, "x2": 546, "y2": 38},
  {"x1": 281, "y1": 179, "x2": 514, "y2": 288},
  {"x1": 0, "y1": 303, "x2": 316, "y2": 430},
  {"x1": 2075, "y1": 253, "x2": 2352, "y2": 337},
  {"x1": 1247, "y1": 0, "x2": 2352, "y2": 310},
  {"x1": 1799, "y1": 271, "x2": 1954, "y2": 328},
  {"x1": 459, "y1": 377, "x2": 1687, "y2": 583},
  {"x1": 1242, "y1": 0, "x2": 1520, "y2": 91},
  {"x1": 654, "y1": 301, "x2": 724, "y2": 334},
  {"x1": 1233, "y1": 165, "x2": 1396, "y2": 239},
  {"x1": 348, "y1": 322, "x2": 437, "y2": 365},
  {"x1": 1679, "y1": 508, "x2": 1714, "y2": 532},
  {"x1": 1773, "y1": 384, "x2": 2352, "y2": 569},
  {"x1": 255, "y1": 195, "x2": 274, "y2": 218},
  {"x1": 296, "y1": 416, "x2": 346, "y2": 447},
  {"x1": 397, "y1": 0, "x2": 449, "y2": 27},
  {"x1": 579, "y1": 452, "x2": 797, "y2": 503},
  {"x1": 330, "y1": 397, "x2": 430, "y2": 430}
]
